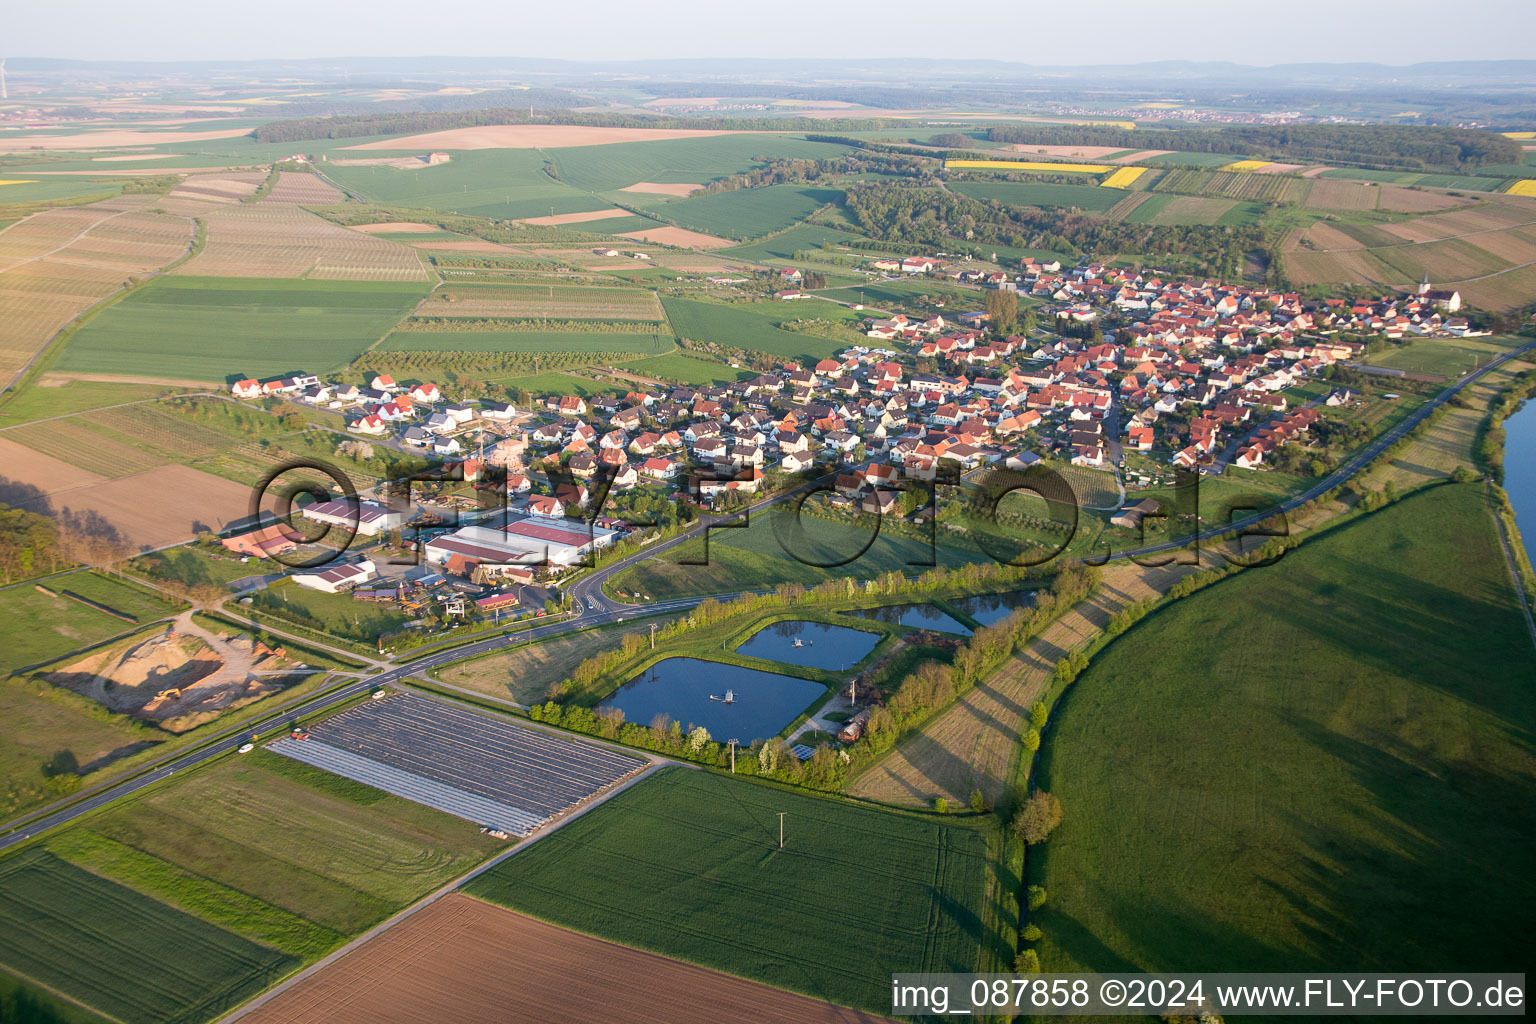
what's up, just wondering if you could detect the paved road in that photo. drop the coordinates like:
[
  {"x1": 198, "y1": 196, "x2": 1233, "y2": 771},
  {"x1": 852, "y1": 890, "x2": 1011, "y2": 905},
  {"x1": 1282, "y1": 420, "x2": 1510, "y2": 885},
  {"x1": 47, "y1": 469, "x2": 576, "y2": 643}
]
[{"x1": 5, "y1": 339, "x2": 1532, "y2": 849}]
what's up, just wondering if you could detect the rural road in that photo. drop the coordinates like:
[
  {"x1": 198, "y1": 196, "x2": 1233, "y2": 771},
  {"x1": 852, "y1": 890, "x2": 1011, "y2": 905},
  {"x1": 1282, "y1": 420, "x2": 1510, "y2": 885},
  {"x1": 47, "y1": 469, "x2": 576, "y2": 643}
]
[{"x1": 4, "y1": 338, "x2": 1532, "y2": 851}]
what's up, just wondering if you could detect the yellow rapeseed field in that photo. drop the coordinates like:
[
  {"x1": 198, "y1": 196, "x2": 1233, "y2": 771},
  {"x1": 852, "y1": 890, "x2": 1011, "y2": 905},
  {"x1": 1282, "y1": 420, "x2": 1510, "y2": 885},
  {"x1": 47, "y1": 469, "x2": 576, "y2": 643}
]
[
  {"x1": 0, "y1": 180, "x2": 39, "y2": 186},
  {"x1": 945, "y1": 160, "x2": 1111, "y2": 172},
  {"x1": 1499, "y1": 131, "x2": 1535, "y2": 140},
  {"x1": 1220, "y1": 160, "x2": 1272, "y2": 172},
  {"x1": 1100, "y1": 167, "x2": 1148, "y2": 189},
  {"x1": 1504, "y1": 179, "x2": 1536, "y2": 197}
]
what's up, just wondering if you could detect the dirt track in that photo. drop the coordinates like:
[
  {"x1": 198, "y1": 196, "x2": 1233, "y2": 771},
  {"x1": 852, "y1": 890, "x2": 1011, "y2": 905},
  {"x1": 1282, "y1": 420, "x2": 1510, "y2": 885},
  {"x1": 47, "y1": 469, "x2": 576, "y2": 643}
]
[{"x1": 239, "y1": 894, "x2": 890, "y2": 1024}]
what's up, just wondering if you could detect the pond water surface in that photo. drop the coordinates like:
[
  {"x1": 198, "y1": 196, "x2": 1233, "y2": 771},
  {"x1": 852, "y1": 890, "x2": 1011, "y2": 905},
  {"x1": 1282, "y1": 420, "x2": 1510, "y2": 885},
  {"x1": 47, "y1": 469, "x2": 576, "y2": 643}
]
[
  {"x1": 949, "y1": 591, "x2": 1036, "y2": 628},
  {"x1": 598, "y1": 657, "x2": 825, "y2": 742},
  {"x1": 851, "y1": 603, "x2": 974, "y2": 635},
  {"x1": 735, "y1": 620, "x2": 880, "y2": 670}
]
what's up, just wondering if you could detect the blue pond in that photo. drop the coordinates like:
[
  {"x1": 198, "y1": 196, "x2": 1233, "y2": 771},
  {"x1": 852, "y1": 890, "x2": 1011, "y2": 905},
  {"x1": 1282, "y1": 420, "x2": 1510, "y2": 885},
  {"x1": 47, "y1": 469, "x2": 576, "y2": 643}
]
[
  {"x1": 950, "y1": 591, "x2": 1035, "y2": 628},
  {"x1": 735, "y1": 620, "x2": 880, "y2": 670},
  {"x1": 852, "y1": 603, "x2": 974, "y2": 636},
  {"x1": 599, "y1": 657, "x2": 825, "y2": 742}
]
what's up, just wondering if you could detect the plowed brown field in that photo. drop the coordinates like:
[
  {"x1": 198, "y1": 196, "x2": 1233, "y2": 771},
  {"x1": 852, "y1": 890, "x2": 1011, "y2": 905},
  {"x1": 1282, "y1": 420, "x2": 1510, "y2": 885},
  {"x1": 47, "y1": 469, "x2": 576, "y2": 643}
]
[{"x1": 241, "y1": 894, "x2": 889, "y2": 1024}]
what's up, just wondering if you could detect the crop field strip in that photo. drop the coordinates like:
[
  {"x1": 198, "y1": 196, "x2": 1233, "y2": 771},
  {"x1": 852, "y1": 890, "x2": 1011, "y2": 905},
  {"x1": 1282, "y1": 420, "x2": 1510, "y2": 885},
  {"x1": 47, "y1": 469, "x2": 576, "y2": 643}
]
[
  {"x1": 54, "y1": 277, "x2": 433, "y2": 380},
  {"x1": 416, "y1": 282, "x2": 664, "y2": 320},
  {"x1": 0, "y1": 848, "x2": 296, "y2": 1024},
  {"x1": 269, "y1": 693, "x2": 646, "y2": 835}
]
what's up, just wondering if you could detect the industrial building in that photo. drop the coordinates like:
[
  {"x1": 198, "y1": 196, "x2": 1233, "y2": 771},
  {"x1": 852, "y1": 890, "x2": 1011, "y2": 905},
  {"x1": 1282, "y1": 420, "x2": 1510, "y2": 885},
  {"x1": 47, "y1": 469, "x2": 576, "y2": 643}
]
[{"x1": 423, "y1": 514, "x2": 621, "y2": 574}]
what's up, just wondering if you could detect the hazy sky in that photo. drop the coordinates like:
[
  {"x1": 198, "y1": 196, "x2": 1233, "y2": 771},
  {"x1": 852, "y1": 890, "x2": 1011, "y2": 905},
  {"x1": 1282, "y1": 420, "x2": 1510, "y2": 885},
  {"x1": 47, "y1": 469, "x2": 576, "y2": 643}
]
[{"x1": 10, "y1": 0, "x2": 1536, "y2": 64}]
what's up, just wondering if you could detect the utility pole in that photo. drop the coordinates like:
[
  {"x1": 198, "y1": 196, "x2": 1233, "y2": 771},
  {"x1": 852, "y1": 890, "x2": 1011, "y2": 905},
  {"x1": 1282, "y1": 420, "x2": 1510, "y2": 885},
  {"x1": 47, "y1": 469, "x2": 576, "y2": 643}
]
[
  {"x1": 649, "y1": 622, "x2": 658, "y2": 649},
  {"x1": 728, "y1": 738, "x2": 738, "y2": 773},
  {"x1": 778, "y1": 811, "x2": 785, "y2": 850}
]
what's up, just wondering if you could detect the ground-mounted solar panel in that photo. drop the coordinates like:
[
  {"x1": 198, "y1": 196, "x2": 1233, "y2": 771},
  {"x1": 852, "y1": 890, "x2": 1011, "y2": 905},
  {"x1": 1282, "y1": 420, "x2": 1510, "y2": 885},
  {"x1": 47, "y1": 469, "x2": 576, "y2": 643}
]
[{"x1": 267, "y1": 692, "x2": 647, "y2": 836}]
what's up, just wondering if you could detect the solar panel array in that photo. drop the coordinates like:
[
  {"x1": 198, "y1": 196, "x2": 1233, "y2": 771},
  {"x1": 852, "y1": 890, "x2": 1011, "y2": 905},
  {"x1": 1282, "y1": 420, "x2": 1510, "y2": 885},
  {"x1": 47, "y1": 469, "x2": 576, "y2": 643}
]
[{"x1": 267, "y1": 693, "x2": 646, "y2": 836}]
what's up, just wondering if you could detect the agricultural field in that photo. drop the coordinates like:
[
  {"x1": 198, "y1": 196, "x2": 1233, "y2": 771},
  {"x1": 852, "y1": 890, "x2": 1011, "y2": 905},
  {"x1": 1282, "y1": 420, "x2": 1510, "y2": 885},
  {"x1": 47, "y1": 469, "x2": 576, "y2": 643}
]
[
  {"x1": 240, "y1": 894, "x2": 886, "y2": 1024},
  {"x1": 550, "y1": 133, "x2": 852, "y2": 193},
  {"x1": 1152, "y1": 168, "x2": 1294, "y2": 203},
  {"x1": 465, "y1": 767, "x2": 992, "y2": 1015},
  {"x1": 1122, "y1": 194, "x2": 1264, "y2": 226},
  {"x1": 174, "y1": 199, "x2": 429, "y2": 281},
  {"x1": 319, "y1": 150, "x2": 610, "y2": 222},
  {"x1": 0, "y1": 377, "x2": 193, "y2": 426},
  {"x1": 0, "y1": 570, "x2": 183, "y2": 677},
  {"x1": 0, "y1": 848, "x2": 295, "y2": 1024},
  {"x1": 250, "y1": 578, "x2": 410, "y2": 643},
  {"x1": 0, "y1": 197, "x2": 198, "y2": 388},
  {"x1": 721, "y1": 223, "x2": 865, "y2": 262},
  {"x1": 660, "y1": 297, "x2": 850, "y2": 361},
  {"x1": 412, "y1": 282, "x2": 664, "y2": 321},
  {"x1": 648, "y1": 185, "x2": 844, "y2": 240},
  {"x1": 1032, "y1": 484, "x2": 1536, "y2": 975},
  {"x1": 0, "y1": 745, "x2": 506, "y2": 1022},
  {"x1": 0, "y1": 177, "x2": 125, "y2": 205},
  {"x1": 949, "y1": 181, "x2": 1122, "y2": 213},
  {"x1": 55, "y1": 277, "x2": 432, "y2": 380},
  {"x1": 380, "y1": 330, "x2": 673, "y2": 354}
]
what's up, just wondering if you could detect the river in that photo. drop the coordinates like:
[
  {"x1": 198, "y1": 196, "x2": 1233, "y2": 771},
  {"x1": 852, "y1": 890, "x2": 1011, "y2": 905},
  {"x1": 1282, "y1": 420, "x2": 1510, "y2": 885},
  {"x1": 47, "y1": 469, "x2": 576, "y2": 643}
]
[{"x1": 1504, "y1": 398, "x2": 1536, "y2": 565}]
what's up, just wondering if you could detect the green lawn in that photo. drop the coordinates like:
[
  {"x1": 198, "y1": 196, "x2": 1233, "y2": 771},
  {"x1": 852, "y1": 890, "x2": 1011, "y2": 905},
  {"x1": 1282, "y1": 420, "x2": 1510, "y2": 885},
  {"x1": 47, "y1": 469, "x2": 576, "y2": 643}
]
[
  {"x1": 660, "y1": 297, "x2": 849, "y2": 362},
  {"x1": 464, "y1": 767, "x2": 991, "y2": 1014},
  {"x1": 0, "y1": 570, "x2": 184, "y2": 676},
  {"x1": 0, "y1": 849, "x2": 295, "y2": 1024},
  {"x1": 1033, "y1": 483, "x2": 1536, "y2": 974},
  {"x1": 650, "y1": 185, "x2": 843, "y2": 240},
  {"x1": 55, "y1": 278, "x2": 431, "y2": 382},
  {"x1": 812, "y1": 276, "x2": 961, "y2": 309},
  {"x1": 619, "y1": 352, "x2": 744, "y2": 386},
  {"x1": 949, "y1": 181, "x2": 1123, "y2": 213},
  {"x1": 380, "y1": 330, "x2": 673, "y2": 354}
]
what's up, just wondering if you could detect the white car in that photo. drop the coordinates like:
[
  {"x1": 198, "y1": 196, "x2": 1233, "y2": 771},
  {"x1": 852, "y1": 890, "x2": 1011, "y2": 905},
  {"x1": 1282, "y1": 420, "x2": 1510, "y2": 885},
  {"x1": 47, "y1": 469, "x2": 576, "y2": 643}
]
[{"x1": 238, "y1": 743, "x2": 255, "y2": 754}]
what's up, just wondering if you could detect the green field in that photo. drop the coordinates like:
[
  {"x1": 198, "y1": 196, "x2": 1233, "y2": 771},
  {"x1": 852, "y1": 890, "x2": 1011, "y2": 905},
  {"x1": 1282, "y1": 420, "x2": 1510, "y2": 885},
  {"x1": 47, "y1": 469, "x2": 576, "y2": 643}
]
[
  {"x1": 1033, "y1": 483, "x2": 1536, "y2": 974},
  {"x1": 812, "y1": 276, "x2": 961, "y2": 308},
  {"x1": 949, "y1": 181, "x2": 1123, "y2": 213},
  {"x1": 0, "y1": 177, "x2": 124, "y2": 205},
  {"x1": 0, "y1": 848, "x2": 296, "y2": 1024},
  {"x1": 464, "y1": 768, "x2": 991, "y2": 1014},
  {"x1": 250, "y1": 578, "x2": 408, "y2": 642},
  {"x1": 320, "y1": 150, "x2": 609, "y2": 221},
  {"x1": 55, "y1": 278, "x2": 431, "y2": 381},
  {"x1": 551, "y1": 133, "x2": 852, "y2": 193},
  {"x1": 0, "y1": 671, "x2": 167, "y2": 818},
  {"x1": 609, "y1": 505, "x2": 992, "y2": 599},
  {"x1": 619, "y1": 352, "x2": 743, "y2": 385},
  {"x1": 721, "y1": 222, "x2": 865, "y2": 261},
  {"x1": 651, "y1": 184, "x2": 843, "y2": 240},
  {"x1": 0, "y1": 571, "x2": 184, "y2": 676},
  {"x1": 0, "y1": 378, "x2": 192, "y2": 426},
  {"x1": 660, "y1": 297, "x2": 848, "y2": 361},
  {"x1": 380, "y1": 330, "x2": 673, "y2": 354}
]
